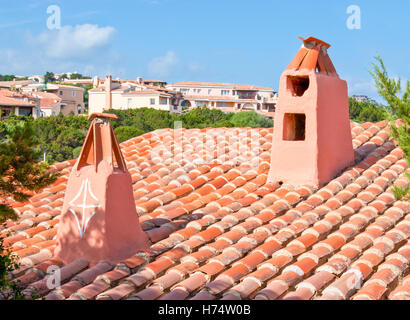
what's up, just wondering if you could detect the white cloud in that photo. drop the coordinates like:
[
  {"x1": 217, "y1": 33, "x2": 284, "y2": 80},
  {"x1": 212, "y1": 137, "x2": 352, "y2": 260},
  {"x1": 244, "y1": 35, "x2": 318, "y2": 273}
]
[
  {"x1": 34, "y1": 24, "x2": 116, "y2": 59},
  {"x1": 0, "y1": 19, "x2": 39, "y2": 29},
  {"x1": 187, "y1": 62, "x2": 203, "y2": 73},
  {"x1": 349, "y1": 79, "x2": 376, "y2": 93},
  {"x1": 0, "y1": 26, "x2": 121, "y2": 78},
  {"x1": 148, "y1": 51, "x2": 178, "y2": 78},
  {"x1": 0, "y1": 49, "x2": 33, "y2": 73}
]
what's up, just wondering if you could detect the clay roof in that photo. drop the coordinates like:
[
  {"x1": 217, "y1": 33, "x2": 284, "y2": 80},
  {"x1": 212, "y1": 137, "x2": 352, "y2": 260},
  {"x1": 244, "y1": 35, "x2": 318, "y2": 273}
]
[
  {"x1": 123, "y1": 89, "x2": 173, "y2": 97},
  {"x1": 31, "y1": 92, "x2": 62, "y2": 108},
  {"x1": 0, "y1": 90, "x2": 35, "y2": 107},
  {"x1": 184, "y1": 95, "x2": 243, "y2": 102},
  {"x1": 89, "y1": 85, "x2": 133, "y2": 93},
  {"x1": 45, "y1": 84, "x2": 85, "y2": 92},
  {"x1": 1, "y1": 120, "x2": 409, "y2": 300},
  {"x1": 170, "y1": 82, "x2": 273, "y2": 91},
  {"x1": 0, "y1": 80, "x2": 35, "y2": 88},
  {"x1": 89, "y1": 85, "x2": 175, "y2": 96}
]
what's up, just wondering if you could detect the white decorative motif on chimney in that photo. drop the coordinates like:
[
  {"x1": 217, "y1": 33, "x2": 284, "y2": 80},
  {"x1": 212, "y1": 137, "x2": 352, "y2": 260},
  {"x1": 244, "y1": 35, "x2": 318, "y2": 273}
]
[{"x1": 67, "y1": 178, "x2": 101, "y2": 238}]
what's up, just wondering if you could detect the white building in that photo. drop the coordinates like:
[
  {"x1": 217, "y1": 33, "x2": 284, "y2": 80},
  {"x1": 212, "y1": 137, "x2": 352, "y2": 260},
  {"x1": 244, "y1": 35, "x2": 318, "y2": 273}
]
[
  {"x1": 88, "y1": 75, "x2": 182, "y2": 114},
  {"x1": 167, "y1": 81, "x2": 277, "y2": 118}
]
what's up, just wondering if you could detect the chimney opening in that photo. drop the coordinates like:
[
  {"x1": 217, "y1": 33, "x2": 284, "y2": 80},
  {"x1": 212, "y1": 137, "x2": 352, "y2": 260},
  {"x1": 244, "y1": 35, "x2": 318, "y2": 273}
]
[
  {"x1": 287, "y1": 75, "x2": 310, "y2": 97},
  {"x1": 283, "y1": 113, "x2": 306, "y2": 141}
]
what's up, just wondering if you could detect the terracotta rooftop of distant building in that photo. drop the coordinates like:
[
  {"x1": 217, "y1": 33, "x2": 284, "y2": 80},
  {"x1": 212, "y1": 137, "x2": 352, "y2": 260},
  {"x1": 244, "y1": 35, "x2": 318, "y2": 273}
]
[
  {"x1": 183, "y1": 95, "x2": 255, "y2": 102},
  {"x1": 88, "y1": 85, "x2": 175, "y2": 95},
  {"x1": 47, "y1": 84, "x2": 85, "y2": 91},
  {"x1": 0, "y1": 80, "x2": 35, "y2": 88},
  {"x1": 31, "y1": 92, "x2": 62, "y2": 108},
  {"x1": 170, "y1": 82, "x2": 273, "y2": 92},
  {"x1": 1, "y1": 120, "x2": 409, "y2": 301},
  {"x1": 120, "y1": 89, "x2": 174, "y2": 97},
  {"x1": 0, "y1": 89, "x2": 36, "y2": 107},
  {"x1": 120, "y1": 79, "x2": 167, "y2": 84}
]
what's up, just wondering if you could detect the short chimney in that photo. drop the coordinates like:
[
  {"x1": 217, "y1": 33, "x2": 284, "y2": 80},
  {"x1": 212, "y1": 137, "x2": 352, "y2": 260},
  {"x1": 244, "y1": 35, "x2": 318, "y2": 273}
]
[
  {"x1": 55, "y1": 113, "x2": 149, "y2": 266},
  {"x1": 268, "y1": 36, "x2": 354, "y2": 188},
  {"x1": 137, "y1": 77, "x2": 143, "y2": 84},
  {"x1": 93, "y1": 76, "x2": 99, "y2": 88},
  {"x1": 104, "y1": 75, "x2": 112, "y2": 110}
]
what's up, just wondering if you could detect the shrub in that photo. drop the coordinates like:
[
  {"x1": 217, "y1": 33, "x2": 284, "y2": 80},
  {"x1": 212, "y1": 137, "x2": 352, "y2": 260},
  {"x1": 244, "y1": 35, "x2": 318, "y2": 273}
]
[
  {"x1": 230, "y1": 111, "x2": 273, "y2": 128},
  {"x1": 114, "y1": 126, "x2": 144, "y2": 143}
]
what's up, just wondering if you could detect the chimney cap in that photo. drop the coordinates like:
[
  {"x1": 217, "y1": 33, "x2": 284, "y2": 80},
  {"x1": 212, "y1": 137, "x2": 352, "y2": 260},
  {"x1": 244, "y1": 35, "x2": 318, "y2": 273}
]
[
  {"x1": 298, "y1": 36, "x2": 331, "y2": 49},
  {"x1": 88, "y1": 112, "x2": 118, "y2": 121}
]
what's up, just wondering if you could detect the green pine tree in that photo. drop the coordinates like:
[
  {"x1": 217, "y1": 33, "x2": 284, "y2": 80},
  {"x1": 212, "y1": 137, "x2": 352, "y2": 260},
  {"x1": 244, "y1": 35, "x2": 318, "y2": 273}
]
[
  {"x1": 370, "y1": 55, "x2": 410, "y2": 200},
  {"x1": 0, "y1": 120, "x2": 59, "y2": 223},
  {"x1": 0, "y1": 237, "x2": 24, "y2": 299}
]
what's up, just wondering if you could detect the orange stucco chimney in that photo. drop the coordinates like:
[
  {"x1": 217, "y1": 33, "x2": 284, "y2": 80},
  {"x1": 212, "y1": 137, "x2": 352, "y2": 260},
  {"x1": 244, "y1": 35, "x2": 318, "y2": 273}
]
[
  {"x1": 268, "y1": 36, "x2": 354, "y2": 188},
  {"x1": 105, "y1": 75, "x2": 112, "y2": 110},
  {"x1": 55, "y1": 113, "x2": 149, "y2": 266}
]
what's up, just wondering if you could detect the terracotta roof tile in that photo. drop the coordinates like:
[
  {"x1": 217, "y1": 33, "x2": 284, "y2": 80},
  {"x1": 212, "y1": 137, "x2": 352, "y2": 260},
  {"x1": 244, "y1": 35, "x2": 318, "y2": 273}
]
[{"x1": 1, "y1": 122, "x2": 409, "y2": 300}]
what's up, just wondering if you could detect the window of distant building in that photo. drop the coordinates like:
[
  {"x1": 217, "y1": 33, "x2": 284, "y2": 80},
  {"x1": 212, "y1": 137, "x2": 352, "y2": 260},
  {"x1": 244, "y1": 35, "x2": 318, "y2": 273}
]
[
  {"x1": 161, "y1": 98, "x2": 167, "y2": 105},
  {"x1": 127, "y1": 98, "x2": 132, "y2": 107},
  {"x1": 196, "y1": 101, "x2": 206, "y2": 107},
  {"x1": 150, "y1": 98, "x2": 155, "y2": 105},
  {"x1": 217, "y1": 102, "x2": 227, "y2": 108},
  {"x1": 208, "y1": 89, "x2": 211, "y2": 94},
  {"x1": 59, "y1": 91, "x2": 63, "y2": 95},
  {"x1": 72, "y1": 91, "x2": 76, "y2": 97},
  {"x1": 18, "y1": 107, "x2": 32, "y2": 116},
  {"x1": 1, "y1": 108, "x2": 12, "y2": 118},
  {"x1": 221, "y1": 90, "x2": 230, "y2": 96}
]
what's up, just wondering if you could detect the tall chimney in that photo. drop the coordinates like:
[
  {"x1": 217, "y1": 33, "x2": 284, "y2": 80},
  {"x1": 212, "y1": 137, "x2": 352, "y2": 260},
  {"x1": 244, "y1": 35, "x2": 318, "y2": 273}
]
[
  {"x1": 268, "y1": 36, "x2": 354, "y2": 188},
  {"x1": 105, "y1": 75, "x2": 112, "y2": 110},
  {"x1": 55, "y1": 113, "x2": 149, "y2": 266}
]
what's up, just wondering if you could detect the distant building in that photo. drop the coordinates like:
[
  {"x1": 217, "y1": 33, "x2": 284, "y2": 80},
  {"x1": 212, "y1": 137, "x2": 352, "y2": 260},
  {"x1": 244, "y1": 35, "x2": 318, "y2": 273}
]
[
  {"x1": 61, "y1": 79, "x2": 93, "y2": 86},
  {"x1": 167, "y1": 81, "x2": 277, "y2": 118},
  {"x1": 88, "y1": 75, "x2": 181, "y2": 114},
  {"x1": 88, "y1": 77, "x2": 277, "y2": 117},
  {"x1": 21, "y1": 83, "x2": 85, "y2": 115},
  {"x1": 31, "y1": 92, "x2": 62, "y2": 117},
  {"x1": 352, "y1": 94, "x2": 378, "y2": 104},
  {"x1": 0, "y1": 89, "x2": 40, "y2": 119},
  {"x1": 0, "y1": 79, "x2": 37, "y2": 90},
  {"x1": 44, "y1": 84, "x2": 85, "y2": 115},
  {"x1": 135, "y1": 77, "x2": 167, "y2": 87},
  {"x1": 28, "y1": 75, "x2": 44, "y2": 83}
]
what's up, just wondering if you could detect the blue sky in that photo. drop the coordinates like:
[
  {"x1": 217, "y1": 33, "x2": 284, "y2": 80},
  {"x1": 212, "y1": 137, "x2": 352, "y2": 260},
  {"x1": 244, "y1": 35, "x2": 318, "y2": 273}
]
[{"x1": 0, "y1": 0, "x2": 409, "y2": 101}]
